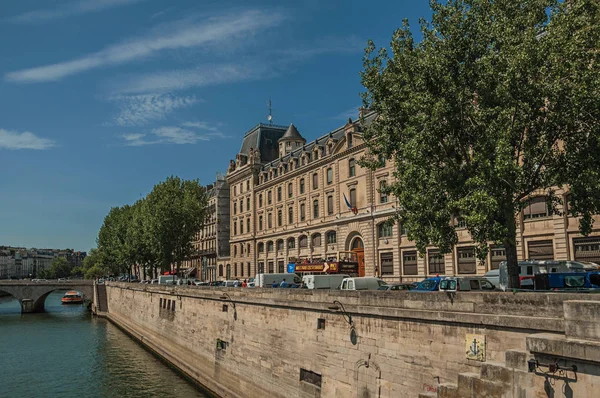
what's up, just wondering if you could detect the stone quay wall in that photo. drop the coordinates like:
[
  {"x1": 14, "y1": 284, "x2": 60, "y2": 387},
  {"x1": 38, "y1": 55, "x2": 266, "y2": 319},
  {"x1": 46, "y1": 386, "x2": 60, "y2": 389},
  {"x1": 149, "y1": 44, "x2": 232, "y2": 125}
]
[{"x1": 104, "y1": 283, "x2": 600, "y2": 398}]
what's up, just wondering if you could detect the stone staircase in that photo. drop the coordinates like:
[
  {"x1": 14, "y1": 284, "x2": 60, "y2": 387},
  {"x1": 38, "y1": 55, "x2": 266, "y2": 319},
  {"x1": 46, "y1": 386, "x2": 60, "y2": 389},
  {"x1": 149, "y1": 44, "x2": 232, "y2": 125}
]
[{"x1": 96, "y1": 284, "x2": 108, "y2": 313}]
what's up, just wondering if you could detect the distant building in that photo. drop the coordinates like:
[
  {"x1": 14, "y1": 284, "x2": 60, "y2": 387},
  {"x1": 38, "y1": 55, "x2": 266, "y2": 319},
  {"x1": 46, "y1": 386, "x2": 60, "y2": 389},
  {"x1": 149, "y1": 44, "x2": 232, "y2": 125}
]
[{"x1": 0, "y1": 247, "x2": 85, "y2": 279}]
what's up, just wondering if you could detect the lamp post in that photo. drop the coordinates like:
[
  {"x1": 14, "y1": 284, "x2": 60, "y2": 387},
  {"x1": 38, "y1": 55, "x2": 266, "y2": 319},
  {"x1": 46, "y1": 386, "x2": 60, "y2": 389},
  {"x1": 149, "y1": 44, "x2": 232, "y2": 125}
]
[
  {"x1": 220, "y1": 292, "x2": 237, "y2": 321},
  {"x1": 328, "y1": 300, "x2": 358, "y2": 345}
]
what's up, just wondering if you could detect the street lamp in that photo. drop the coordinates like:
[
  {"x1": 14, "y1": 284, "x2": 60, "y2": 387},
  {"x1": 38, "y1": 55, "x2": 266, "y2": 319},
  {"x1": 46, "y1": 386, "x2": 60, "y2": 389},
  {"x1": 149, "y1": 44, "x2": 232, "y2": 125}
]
[
  {"x1": 220, "y1": 292, "x2": 237, "y2": 321},
  {"x1": 328, "y1": 300, "x2": 358, "y2": 345}
]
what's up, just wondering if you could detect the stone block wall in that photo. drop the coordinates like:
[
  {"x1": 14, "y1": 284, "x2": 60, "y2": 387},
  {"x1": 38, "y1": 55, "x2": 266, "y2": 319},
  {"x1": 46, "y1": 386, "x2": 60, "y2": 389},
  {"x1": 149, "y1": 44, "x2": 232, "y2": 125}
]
[{"x1": 104, "y1": 284, "x2": 600, "y2": 397}]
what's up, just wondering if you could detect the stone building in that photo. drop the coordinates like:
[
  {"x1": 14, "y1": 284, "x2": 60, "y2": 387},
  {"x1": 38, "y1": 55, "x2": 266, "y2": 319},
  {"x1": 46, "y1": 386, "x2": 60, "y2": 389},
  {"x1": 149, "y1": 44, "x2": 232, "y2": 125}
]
[
  {"x1": 183, "y1": 174, "x2": 230, "y2": 281},
  {"x1": 223, "y1": 111, "x2": 600, "y2": 282}
]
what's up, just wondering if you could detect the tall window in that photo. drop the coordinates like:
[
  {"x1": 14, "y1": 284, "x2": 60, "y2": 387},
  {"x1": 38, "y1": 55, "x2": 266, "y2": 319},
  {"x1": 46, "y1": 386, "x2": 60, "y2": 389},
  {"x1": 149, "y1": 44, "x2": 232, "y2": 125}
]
[
  {"x1": 259, "y1": 215, "x2": 263, "y2": 230},
  {"x1": 259, "y1": 194, "x2": 263, "y2": 207},
  {"x1": 300, "y1": 203, "x2": 306, "y2": 221},
  {"x1": 381, "y1": 253, "x2": 394, "y2": 275},
  {"x1": 233, "y1": 202, "x2": 237, "y2": 215},
  {"x1": 523, "y1": 197, "x2": 551, "y2": 219},
  {"x1": 288, "y1": 238, "x2": 295, "y2": 249},
  {"x1": 378, "y1": 222, "x2": 393, "y2": 238},
  {"x1": 349, "y1": 158, "x2": 356, "y2": 177},
  {"x1": 268, "y1": 191, "x2": 272, "y2": 205},
  {"x1": 258, "y1": 242, "x2": 264, "y2": 253},
  {"x1": 299, "y1": 235, "x2": 308, "y2": 248},
  {"x1": 277, "y1": 187, "x2": 282, "y2": 201},
  {"x1": 233, "y1": 222, "x2": 237, "y2": 235},
  {"x1": 326, "y1": 231, "x2": 337, "y2": 244},
  {"x1": 327, "y1": 195, "x2": 334, "y2": 215},
  {"x1": 277, "y1": 239, "x2": 284, "y2": 251},
  {"x1": 313, "y1": 200, "x2": 319, "y2": 218},
  {"x1": 267, "y1": 241, "x2": 273, "y2": 252},
  {"x1": 312, "y1": 233, "x2": 321, "y2": 247},
  {"x1": 240, "y1": 199, "x2": 243, "y2": 213},
  {"x1": 277, "y1": 210, "x2": 282, "y2": 226},
  {"x1": 403, "y1": 251, "x2": 418, "y2": 275},
  {"x1": 327, "y1": 168, "x2": 333, "y2": 184},
  {"x1": 268, "y1": 213, "x2": 272, "y2": 228},
  {"x1": 240, "y1": 219, "x2": 243, "y2": 234},
  {"x1": 288, "y1": 207, "x2": 293, "y2": 224},
  {"x1": 350, "y1": 188, "x2": 357, "y2": 207},
  {"x1": 246, "y1": 217, "x2": 250, "y2": 233},
  {"x1": 313, "y1": 173, "x2": 319, "y2": 189},
  {"x1": 288, "y1": 182, "x2": 293, "y2": 198},
  {"x1": 457, "y1": 247, "x2": 476, "y2": 274},
  {"x1": 234, "y1": 186, "x2": 237, "y2": 196},
  {"x1": 246, "y1": 180, "x2": 250, "y2": 191},
  {"x1": 347, "y1": 134, "x2": 353, "y2": 148},
  {"x1": 428, "y1": 250, "x2": 445, "y2": 275},
  {"x1": 379, "y1": 181, "x2": 388, "y2": 203},
  {"x1": 300, "y1": 179, "x2": 305, "y2": 194},
  {"x1": 246, "y1": 197, "x2": 250, "y2": 211}
]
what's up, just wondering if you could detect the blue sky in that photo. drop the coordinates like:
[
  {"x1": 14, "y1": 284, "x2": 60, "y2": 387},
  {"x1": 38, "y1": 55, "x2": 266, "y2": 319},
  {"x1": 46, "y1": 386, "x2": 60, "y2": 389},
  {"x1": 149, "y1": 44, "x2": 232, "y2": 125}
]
[{"x1": 0, "y1": 0, "x2": 432, "y2": 251}]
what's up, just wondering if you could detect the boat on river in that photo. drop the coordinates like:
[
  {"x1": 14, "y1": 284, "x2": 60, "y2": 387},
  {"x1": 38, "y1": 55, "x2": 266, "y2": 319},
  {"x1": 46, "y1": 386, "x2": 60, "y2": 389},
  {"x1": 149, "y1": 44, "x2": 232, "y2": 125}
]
[{"x1": 61, "y1": 291, "x2": 83, "y2": 304}]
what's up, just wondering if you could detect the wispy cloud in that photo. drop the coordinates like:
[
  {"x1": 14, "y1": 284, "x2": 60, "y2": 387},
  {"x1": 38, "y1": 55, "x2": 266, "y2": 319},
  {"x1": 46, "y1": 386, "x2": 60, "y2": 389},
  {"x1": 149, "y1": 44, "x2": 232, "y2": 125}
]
[
  {"x1": 112, "y1": 62, "x2": 269, "y2": 95},
  {"x1": 120, "y1": 125, "x2": 226, "y2": 146},
  {"x1": 0, "y1": 128, "x2": 56, "y2": 150},
  {"x1": 6, "y1": 9, "x2": 286, "y2": 83},
  {"x1": 111, "y1": 93, "x2": 198, "y2": 126},
  {"x1": 10, "y1": 0, "x2": 146, "y2": 24},
  {"x1": 331, "y1": 105, "x2": 361, "y2": 121}
]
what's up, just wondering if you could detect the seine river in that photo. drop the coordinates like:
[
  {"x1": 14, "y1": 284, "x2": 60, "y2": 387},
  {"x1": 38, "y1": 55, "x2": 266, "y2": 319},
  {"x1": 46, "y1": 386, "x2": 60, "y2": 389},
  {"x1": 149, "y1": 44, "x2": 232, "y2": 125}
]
[{"x1": 0, "y1": 291, "x2": 210, "y2": 398}]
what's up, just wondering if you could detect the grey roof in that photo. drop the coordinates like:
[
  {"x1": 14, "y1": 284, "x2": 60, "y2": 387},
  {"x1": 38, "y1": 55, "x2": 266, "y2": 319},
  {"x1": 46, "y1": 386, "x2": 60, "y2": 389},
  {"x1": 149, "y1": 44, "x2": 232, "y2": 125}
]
[
  {"x1": 279, "y1": 124, "x2": 305, "y2": 142},
  {"x1": 238, "y1": 123, "x2": 289, "y2": 163},
  {"x1": 261, "y1": 111, "x2": 377, "y2": 171}
]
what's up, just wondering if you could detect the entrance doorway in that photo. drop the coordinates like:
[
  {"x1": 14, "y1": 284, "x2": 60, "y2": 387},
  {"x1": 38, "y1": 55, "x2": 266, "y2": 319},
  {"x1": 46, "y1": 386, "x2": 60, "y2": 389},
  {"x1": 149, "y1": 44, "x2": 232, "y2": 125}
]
[{"x1": 351, "y1": 237, "x2": 365, "y2": 277}]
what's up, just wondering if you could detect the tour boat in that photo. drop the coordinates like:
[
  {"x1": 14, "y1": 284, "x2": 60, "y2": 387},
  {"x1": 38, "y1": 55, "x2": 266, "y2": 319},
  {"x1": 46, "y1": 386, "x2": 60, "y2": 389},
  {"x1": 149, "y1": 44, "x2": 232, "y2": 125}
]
[{"x1": 61, "y1": 291, "x2": 83, "y2": 304}]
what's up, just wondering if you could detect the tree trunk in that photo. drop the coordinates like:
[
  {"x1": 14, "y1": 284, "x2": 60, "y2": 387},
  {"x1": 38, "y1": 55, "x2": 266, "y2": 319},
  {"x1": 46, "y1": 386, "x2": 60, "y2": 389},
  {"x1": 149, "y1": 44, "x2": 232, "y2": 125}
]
[{"x1": 503, "y1": 210, "x2": 520, "y2": 289}]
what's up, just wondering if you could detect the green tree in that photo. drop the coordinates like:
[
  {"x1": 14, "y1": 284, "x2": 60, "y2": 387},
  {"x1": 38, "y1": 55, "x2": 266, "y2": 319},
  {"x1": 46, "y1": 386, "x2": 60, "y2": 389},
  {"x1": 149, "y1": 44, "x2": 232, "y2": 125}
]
[
  {"x1": 145, "y1": 176, "x2": 207, "y2": 277},
  {"x1": 361, "y1": 0, "x2": 600, "y2": 287},
  {"x1": 97, "y1": 205, "x2": 133, "y2": 277},
  {"x1": 46, "y1": 257, "x2": 73, "y2": 279}
]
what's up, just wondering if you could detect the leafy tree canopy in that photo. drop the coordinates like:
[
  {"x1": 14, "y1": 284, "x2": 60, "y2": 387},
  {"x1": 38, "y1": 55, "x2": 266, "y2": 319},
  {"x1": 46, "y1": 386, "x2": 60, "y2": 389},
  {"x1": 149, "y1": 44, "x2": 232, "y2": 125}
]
[{"x1": 361, "y1": 0, "x2": 600, "y2": 287}]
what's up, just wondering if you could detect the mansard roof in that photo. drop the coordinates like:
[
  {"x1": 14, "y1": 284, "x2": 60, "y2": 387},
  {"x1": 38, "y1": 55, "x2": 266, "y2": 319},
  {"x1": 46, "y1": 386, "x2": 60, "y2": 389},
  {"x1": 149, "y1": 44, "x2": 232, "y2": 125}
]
[{"x1": 238, "y1": 123, "x2": 289, "y2": 163}]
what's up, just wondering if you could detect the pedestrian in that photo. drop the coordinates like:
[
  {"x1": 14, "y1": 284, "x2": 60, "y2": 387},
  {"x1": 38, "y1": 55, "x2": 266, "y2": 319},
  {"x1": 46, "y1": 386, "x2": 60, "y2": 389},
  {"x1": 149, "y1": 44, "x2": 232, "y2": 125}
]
[
  {"x1": 242, "y1": 279, "x2": 247, "y2": 288},
  {"x1": 280, "y1": 278, "x2": 288, "y2": 288},
  {"x1": 272, "y1": 281, "x2": 278, "y2": 288}
]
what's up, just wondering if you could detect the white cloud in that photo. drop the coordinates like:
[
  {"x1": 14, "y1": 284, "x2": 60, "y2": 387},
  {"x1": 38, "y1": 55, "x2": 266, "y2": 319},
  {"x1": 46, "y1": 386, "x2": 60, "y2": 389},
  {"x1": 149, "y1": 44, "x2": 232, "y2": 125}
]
[
  {"x1": 0, "y1": 129, "x2": 56, "y2": 150},
  {"x1": 6, "y1": 9, "x2": 285, "y2": 83},
  {"x1": 10, "y1": 0, "x2": 147, "y2": 24},
  {"x1": 120, "y1": 126, "x2": 222, "y2": 146},
  {"x1": 331, "y1": 106, "x2": 361, "y2": 121},
  {"x1": 112, "y1": 93, "x2": 197, "y2": 126}
]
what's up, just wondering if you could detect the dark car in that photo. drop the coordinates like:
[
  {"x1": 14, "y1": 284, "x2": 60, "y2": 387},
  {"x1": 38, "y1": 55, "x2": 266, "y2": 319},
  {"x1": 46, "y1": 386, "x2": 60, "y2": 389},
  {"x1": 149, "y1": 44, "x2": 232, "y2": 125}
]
[
  {"x1": 208, "y1": 281, "x2": 223, "y2": 287},
  {"x1": 377, "y1": 283, "x2": 414, "y2": 291}
]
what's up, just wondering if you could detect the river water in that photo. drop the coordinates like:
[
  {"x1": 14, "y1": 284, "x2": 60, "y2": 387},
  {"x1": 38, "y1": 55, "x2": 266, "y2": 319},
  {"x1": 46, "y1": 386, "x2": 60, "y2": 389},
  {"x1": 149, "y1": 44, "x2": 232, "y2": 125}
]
[{"x1": 0, "y1": 291, "x2": 211, "y2": 398}]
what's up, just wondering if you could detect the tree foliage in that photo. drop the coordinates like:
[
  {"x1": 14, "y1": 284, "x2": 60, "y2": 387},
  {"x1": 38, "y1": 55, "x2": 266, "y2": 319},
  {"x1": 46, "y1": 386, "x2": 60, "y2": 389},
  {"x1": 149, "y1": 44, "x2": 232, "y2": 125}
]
[
  {"x1": 39, "y1": 257, "x2": 73, "y2": 279},
  {"x1": 361, "y1": 0, "x2": 600, "y2": 287},
  {"x1": 93, "y1": 176, "x2": 207, "y2": 279}
]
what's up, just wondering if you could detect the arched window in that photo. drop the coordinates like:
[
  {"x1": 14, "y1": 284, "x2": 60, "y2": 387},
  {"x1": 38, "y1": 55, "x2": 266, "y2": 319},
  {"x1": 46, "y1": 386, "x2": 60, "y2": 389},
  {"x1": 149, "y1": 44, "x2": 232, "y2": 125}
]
[
  {"x1": 378, "y1": 222, "x2": 393, "y2": 238},
  {"x1": 326, "y1": 231, "x2": 337, "y2": 244},
  {"x1": 351, "y1": 238, "x2": 364, "y2": 250},
  {"x1": 379, "y1": 180, "x2": 388, "y2": 203},
  {"x1": 299, "y1": 235, "x2": 308, "y2": 248},
  {"x1": 258, "y1": 242, "x2": 264, "y2": 253},
  {"x1": 267, "y1": 241, "x2": 274, "y2": 252},
  {"x1": 349, "y1": 158, "x2": 356, "y2": 177},
  {"x1": 313, "y1": 200, "x2": 319, "y2": 218},
  {"x1": 523, "y1": 196, "x2": 551, "y2": 219},
  {"x1": 312, "y1": 233, "x2": 322, "y2": 246},
  {"x1": 300, "y1": 179, "x2": 305, "y2": 194},
  {"x1": 288, "y1": 237, "x2": 296, "y2": 249},
  {"x1": 277, "y1": 239, "x2": 284, "y2": 251}
]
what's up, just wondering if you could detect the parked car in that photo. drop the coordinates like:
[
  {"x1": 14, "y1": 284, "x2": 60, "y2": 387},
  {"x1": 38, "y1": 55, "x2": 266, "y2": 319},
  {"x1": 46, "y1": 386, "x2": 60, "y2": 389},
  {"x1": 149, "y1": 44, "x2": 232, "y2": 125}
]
[
  {"x1": 483, "y1": 269, "x2": 500, "y2": 287},
  {"x1": 194, "y1": 281, "x2": 209, "y2": 286},
  {"x1": 377, "y1": 283, "x2": 414, "y2": 291},
  {"x1": 209, "y1": 281, "x2": 223, "y2": 287},
  {"x1": 411, "y1": 277, "x2": 444, "y2": 292},
  {"x1": 302, "y1": 274, "x2": 349, "y2": 290},
  {"x1": 339, "y1": 277, "x2": 387, "y2": 291},
  {"x1": 439, "y1": 277, "x2": 496, "y2": 292}
]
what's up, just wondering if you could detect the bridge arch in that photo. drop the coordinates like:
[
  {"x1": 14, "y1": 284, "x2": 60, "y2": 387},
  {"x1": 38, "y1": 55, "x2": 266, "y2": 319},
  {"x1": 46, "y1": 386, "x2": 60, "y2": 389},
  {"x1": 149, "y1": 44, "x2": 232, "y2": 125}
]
[{"x1": 0, "y1": 281, "x2": 94, "y2": 314}]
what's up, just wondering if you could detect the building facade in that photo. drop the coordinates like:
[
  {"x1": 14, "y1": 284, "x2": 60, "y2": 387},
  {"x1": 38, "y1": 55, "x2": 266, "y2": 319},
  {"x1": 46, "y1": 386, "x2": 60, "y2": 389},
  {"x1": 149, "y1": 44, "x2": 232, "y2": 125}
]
[
  {"x1": 183, "y1": 174, "x2": 230, "y2": 281},
  {"x1": 223, "y1": 111, "x2": 600, "y2": 282}
]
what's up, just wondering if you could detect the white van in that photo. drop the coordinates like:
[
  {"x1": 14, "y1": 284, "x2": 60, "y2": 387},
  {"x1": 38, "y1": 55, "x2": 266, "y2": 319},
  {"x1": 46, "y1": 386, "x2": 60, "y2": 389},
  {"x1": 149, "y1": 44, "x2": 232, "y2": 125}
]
[
  {"x1": 339, "y1": 277, "x2": 386, "y2": 291},
  {"x1": 303, "y1": 274, "x2": 350, "y2": 290},
  {"x1": 254, "y1": 273, "x2": 301, "y2": 288},
  {"x1": 158, "y1": 275, "x2": 177, "y2": 285}
]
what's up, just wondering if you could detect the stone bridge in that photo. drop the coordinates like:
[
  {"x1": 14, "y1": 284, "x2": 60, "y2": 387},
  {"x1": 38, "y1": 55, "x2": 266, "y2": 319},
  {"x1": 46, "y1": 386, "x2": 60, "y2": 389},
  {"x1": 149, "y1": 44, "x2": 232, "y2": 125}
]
[{"x1": 0, "y1": 280, "x2": 95, "y2": 313}]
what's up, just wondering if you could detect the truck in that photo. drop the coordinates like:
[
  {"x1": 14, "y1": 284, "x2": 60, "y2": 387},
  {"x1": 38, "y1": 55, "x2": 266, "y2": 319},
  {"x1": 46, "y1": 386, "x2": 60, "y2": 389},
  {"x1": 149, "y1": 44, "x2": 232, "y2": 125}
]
[
  {"x1": 254, "y1": 273, "x2": 301, "y2": 288},
  {"x1": 302, "y1": 274, "x2": 350, "y2": 290},
  {"x1": 158, "y1": 275, "x2": 178, "y2": 285},
  {"x1": 339, "y1": 277, "x2": 386, "y2": 291}
]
